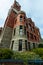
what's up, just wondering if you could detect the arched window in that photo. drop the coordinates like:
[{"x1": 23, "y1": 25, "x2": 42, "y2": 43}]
[{"x1": 20, "y1": 15, "x2": 23, "y2": 22}]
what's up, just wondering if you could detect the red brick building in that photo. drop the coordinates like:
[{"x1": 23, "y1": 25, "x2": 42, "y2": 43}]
[{"x1": 0, "y1": 0, "x2": 41, "y2": 51}]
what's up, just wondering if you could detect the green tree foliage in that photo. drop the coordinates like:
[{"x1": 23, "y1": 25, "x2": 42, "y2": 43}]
[
  {"x1": 32, "y1": 48, "x2": 43, "y2": 59},
  {"x1": 38, "y1": 44, "x2": 43, "y2": 48},
  {"x1": 0, "y1": 48, "x2": 14, "y2": 59}
]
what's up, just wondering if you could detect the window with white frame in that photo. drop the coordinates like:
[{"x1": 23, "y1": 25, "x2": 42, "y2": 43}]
[{"x1": 19, "y1": 25, "x2": 23, "y2": 35}]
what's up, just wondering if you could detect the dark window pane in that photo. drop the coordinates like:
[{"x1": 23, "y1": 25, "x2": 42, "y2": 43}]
[
  {"x1": 20, "y1": 16, "x2": 23, "y2": 22},
  {"x1": 19, "y1": 26, "x2": 23, "y2": 35},
  {"x1": 11, "y1": 41, "x2": 14, "y2": 49},
  {"x1": 19, "y1": 40, "x2": 22, "y2": 51},
  {"x1": 20, "y1": 25, "x2": 23, "y2": 29},
  {"x1": 28, "y1": 42, "x2": 31, "y2": 50},
  {"x1": 30, "y1": 33, "x2": 33, "y2": 39},
  {"x1": 33, "y1": 43, "x2": 35, "y2": 48},
  {"x1": 34, "y1": 36, "x2": 36, "y2": 40},
  {"x1": 25, "y1": 40, "x2": 27, "y2": 50},
  {"x1": 27, "y1": 31, "x2": 29, "y2": 39},
  {"x1": 24, "y1": 26, "x2": 26, "y2": 35}
]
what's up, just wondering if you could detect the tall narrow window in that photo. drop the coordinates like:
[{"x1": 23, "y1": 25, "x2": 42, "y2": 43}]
[
  {"x1": 28, "y1": 42, "x2": 31, "y2": 50},
  {"x1": 11, "y1": 41, "x2": 14, "y2": 49},
  {"x1": 19, "y1": 25, "x2": 23, "y2": 35},
  {"x1": 20, "y1": 25, "x2": 22, "y2": 29},
  {"x1": 19, "y1": 40, "x2": 22, "y2": 51},
  {"x1": 29, "y1": 24, "x2": 32, "y2": 31},
  {"x1": 34, "y1": 36, "x2": 36, "y2": 40},
  {"x1": 26, "y1": 23, "x2": 28, "y2": 28},
  {"x1": 20, "y1": 16, "x2": 23, "y2": 22},
  {"x1": 24, "y1": 26, "x2": 26, "y2": 35},
  {"x1": 28, "y1": 25, "x2": 30, "y2": 29},
  {"x1": 14, "y1": 28, "x2": 16, "y2": 35},
  {"x1": 27, "y1": 31, "x2": 29, "y2": 39},
  {"x1": 33, "y1": 43, "x2": 35, "y2": 48},
  {"x1": 30, "y1": 33, "x2": 33, "y2": 39},
  {"x1": 25, "y1": 40, "x2": 27, "y2": 50}
]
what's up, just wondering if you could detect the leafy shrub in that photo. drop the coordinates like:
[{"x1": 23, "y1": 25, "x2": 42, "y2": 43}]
[
  {"x1": 12, "y1": 51, "x2": 41, "y2": 64},
  {"x1": 0, "y1": 48, "x2": 14, "y2": 59},
  {"x1": 32, "y1": 48, "x2": 43, "y2": 59},
  {"x1": 0, "y1": 48, "x2": 41, "y2": 64}
]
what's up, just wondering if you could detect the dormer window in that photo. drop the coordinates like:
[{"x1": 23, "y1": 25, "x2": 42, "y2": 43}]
[{"x1": 20, "y1": 16, "x2": 23, "y2": 22}]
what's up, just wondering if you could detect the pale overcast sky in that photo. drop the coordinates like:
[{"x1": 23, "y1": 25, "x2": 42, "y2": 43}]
[{"x1": 0, "y1": 0, "x2": 43, "y2": 38}]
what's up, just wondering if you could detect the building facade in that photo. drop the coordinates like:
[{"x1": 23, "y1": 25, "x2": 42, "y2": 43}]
[{"x1": 0, "y1": 0, "x2": 41, "y2": 51}]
